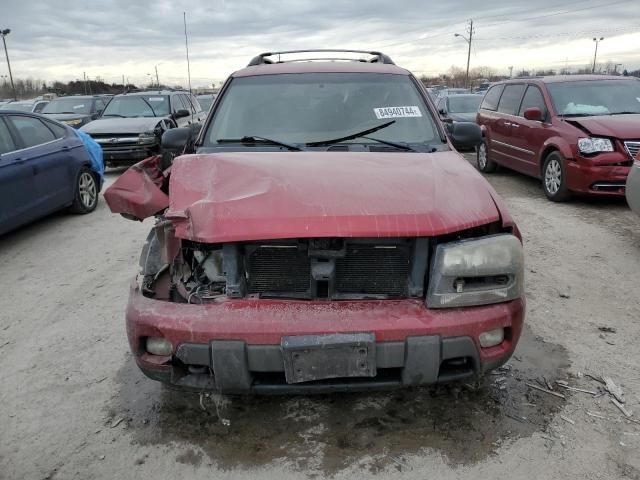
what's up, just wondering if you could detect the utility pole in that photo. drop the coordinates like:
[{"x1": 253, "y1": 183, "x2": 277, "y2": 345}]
[
  {"x1": 592, "y1": 37, "x2": 604, "y2": 74},
  {"x1": 454, "y1": 19, "x2": 474, "y2": 89},
  {"x1": 508, "y1": 66, "x2": 514, "y2": 78},
  {"x1": 155, "y1": 65, "x2": 159, "y2": 88},
  {"x1": 1, "y1": 29, "x2": 17, "y2": 100},
  {"x1": 122, "y1": 74, "x2": 125, "y2": 93},
  {"x1": 83, "y1": 72, "x2": 87, "y2": 94}
]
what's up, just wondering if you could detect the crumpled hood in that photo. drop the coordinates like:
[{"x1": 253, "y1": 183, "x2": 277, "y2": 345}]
[
  {"x1": 81, "y1": 117, "x2": 162, "y2": 135},
  {"x1": 165, "y1": 151, "x2": 501, "y2": 243},
  {"x1": 568, "y1": 114, "x2": 640, "y2": 139}
]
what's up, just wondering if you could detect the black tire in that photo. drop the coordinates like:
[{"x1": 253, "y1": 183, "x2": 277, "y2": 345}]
[
  {"x1": 542, "y1": 151, "x2": 571, "y2": 202},
  {"x1": 477, "y1": 140, "x2": 498, "y2": 173},
  {"x1": 70, "y1": 167, "x2": 99, "y2": 214}
]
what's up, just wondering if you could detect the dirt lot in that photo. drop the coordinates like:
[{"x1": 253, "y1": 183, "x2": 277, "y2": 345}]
[{"x1": 1, "y1": 153, "x2": 639, "y2": 480}]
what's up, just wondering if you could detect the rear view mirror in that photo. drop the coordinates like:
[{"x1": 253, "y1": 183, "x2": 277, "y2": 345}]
[
  {"x1": 448, "y1": 122, "x2": 482, "y2": 150},
  {"x1": 523, "y1": 107, "x2": 543, "y2": 121}
]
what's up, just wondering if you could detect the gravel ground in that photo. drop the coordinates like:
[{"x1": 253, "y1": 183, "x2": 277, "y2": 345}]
[{"x1": 1, "y1": 154, "x2": 639, "y2": 480}]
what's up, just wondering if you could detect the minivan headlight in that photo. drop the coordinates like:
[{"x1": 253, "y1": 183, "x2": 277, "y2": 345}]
[
  {"x1": 427, "y1": 234, "x2": 524, "y2": 308},
  {"x1": 578, "y1": 137, "x2": 614, "y2": 155}
]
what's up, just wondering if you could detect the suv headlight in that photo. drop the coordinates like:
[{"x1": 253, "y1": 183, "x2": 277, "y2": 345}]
[
  {"x1": 578, "y1": 137, "x2": 614, "y2": 155},
  {"x1": 427, "y1": 234, "x2": 524, "y2": 308}
]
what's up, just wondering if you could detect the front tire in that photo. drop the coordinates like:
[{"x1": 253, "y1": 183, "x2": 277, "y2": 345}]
[
  {"x1": 477, "y1": 140, "x2": 497, "y2": 173},
  {"x1": 542, "y1": 152, "x2": 571, "y2": 202},
  {"x1": 70, "y1": 167, "x2": 99, "y2": 214}
]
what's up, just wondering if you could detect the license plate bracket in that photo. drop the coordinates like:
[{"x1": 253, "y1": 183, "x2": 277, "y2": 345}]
[{"x1": 281, "y1": 333, "x2": 376, "y2": 384}]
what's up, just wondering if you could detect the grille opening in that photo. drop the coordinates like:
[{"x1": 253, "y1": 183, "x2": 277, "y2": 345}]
[
  {"x1": 246, "y1": 246, "x2": 311, "y2": 295},
  {"x1": 317, "y1": 280, "x2": 329, "y2": 298},
  {"x1": 438, "y1": 357, "x2": 475, "y2": 380},
  {"x1": 453, "y1": 275, "x2": 509, "y2": 291}
]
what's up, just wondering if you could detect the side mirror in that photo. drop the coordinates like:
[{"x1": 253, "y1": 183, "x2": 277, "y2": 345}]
[
  {"x1": 523, "y1": 107, "x2": 543, "y2": 122},
  {"x1": 173, "y1": 109, "x2": 190, "y2": 119},
  {"x1": 438, "y1": 108, "x2": 447, "y2": 116},
  {"x1": 448, "y1": 122, "x2": 482, "y2": 149},
  {"x1": 161, "y1": 127, "x2": 193, "y2": 152}
]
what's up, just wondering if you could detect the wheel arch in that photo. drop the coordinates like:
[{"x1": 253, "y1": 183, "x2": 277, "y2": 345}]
[{"x1": 538, "y1": 138, "x2": 572, "y2": 178}]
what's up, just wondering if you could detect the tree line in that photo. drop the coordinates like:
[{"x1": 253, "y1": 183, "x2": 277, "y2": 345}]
[{"x1": 0, "y1": 78, "x2": 140, "y2": 100}]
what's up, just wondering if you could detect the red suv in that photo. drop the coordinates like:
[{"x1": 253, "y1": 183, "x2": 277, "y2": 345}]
[
  {"x1": 105, "y1": 50, "x2": 524, "y2": 394},
  {"x1": 476, "y1": 75, "x2": 640, "y2": 201}
]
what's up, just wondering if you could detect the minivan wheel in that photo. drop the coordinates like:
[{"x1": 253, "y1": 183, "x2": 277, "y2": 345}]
[
  {"x1": 477, "y1": 141, "x2": 497, "y2": 173},
  {"x1": 70, "y1": 167, "x2": 99, "y2": 214},
  {"x1": 542, "y1": 152, "x2": 571, "y2": 201}
]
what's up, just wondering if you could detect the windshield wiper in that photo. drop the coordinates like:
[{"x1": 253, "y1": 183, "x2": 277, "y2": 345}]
[
  {"x1": 217, "y1": 136, "x2": 305, "y2": 151},
  {"x1": 140, "y1": 98, "x2": 157, "y2": 116},
  {"x1": 610, "y1": 111, "x2": 639, "y2": 115},
  {"x1": 102, "y1": 113, "x2": 126, "y2": 118},
  {"x1": 306, "y1": 120, "x2": 396, "y2": 147},
  {"x1": 361, "y1": 136, "x2": 416, "y2": 152}
]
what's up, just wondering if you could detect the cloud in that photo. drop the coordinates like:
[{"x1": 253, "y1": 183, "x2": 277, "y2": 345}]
[{"x1": 1, "y1": 0, "x2": 638, "y2": 86}]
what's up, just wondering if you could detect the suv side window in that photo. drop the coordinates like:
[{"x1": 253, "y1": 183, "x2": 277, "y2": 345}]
[
  {"x1": 44, "y1": 120, "x2": 68, "y2": 139},
  {"x1": 7, "y1": 115, "x2": 56, "y2": 148},
  {"x1": 518, "y1": 85, "x2": 548, "y2": 119},
  {"x1": 0, "y1": 118, "x2": 17, "y2": 154},
  {"x1": 480, "y1": 85, "x2": 504, "y2": 111},
  {"x1": 497, "y1": 84, "x2": 526, "y2": 115}
]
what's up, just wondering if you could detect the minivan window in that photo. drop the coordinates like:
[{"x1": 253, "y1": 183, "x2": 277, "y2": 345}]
[
  {"x1": 480, "y1": 85, "x2": 504, "y2": 111},
  {"x1": 519, "y1": 86, "x2": 548, "y2": 118},
  {"x1": 497, "y1": 84, "x2": 526, "y2": 116},
  {"x1": 204, "y1": 73, "x2": 443, "y2": 148}
]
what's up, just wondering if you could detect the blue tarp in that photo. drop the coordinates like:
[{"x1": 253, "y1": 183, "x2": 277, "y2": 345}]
[{"x1": 74, "y1": 129, "x2": 104, "y2": 181}]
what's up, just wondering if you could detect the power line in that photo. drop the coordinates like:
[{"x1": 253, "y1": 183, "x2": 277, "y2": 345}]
[{"x1": 475, "y1": 25, "x2": 639, "y2": 41}]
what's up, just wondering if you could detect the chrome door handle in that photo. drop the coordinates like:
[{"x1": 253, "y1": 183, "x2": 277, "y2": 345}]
[
  {"x1": 504, "y1": 121, "x2": 512, "y2": 126},
  {"x1": 511, "y1": 123, "x2": 520, "y2": 128}
]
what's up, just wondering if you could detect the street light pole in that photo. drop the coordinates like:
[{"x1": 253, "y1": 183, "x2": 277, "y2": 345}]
[
  {"x1": 592, "y1": 37, "x2": 604, "y2": 74},
  {"x1": 1, "y1": 29, "x2": 17, "y2": 100},
  {"x1": 454, "y1": 19, "x2": 473, "y2": 89},
  {"x1": 155, "y1": 65, "x2": 159, "y2": 88}
]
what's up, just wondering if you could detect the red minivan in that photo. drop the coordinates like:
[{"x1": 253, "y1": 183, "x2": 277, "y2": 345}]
[{"x1": 476, "y1": 75, "x2": 640, "y2": 201}]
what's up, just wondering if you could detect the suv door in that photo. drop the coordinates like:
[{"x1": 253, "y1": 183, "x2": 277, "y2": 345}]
[
  {"x1": 0, "y1": 116, "x2": 37, "y2": 234},
  {"x1": 509, "y1": 84, "x2": 552, "y2": 176},
  {"x1": 491, "y1": 84, "x2": 526, "y2": 171},
  {"x1": 7, "y1": 115, "x2": 73, "y2": 211}
]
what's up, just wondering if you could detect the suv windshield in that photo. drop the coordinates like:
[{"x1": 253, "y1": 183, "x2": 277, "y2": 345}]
[
  {"x1": 204, "y1": 73, "x2": 442, "y2": 149},
  {"x1": 102, "y1": 95, "x2": 169, "y2": 118},
  {"x1": 448, "y1": 95, "x2": 482, "y2": 113},
  {"x1": 42, "y1": 97, "x2": 92, "y2": 115},
  {"x1": 548, "y1": 79, "x2": 640, "y2": 116}
]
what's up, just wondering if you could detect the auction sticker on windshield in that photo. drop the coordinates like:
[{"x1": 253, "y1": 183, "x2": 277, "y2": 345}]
[
  {"x1": 148, "y1": 97, "x2": 165, "y2": 102},
  {"x1": 374, "y1": 106, "x2": 422, "y2": 119}
]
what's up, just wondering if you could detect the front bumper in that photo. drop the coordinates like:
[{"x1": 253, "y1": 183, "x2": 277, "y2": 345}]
[
  {"x1": 102, "y1": 144, "x2": 158, "y2": 165},
  {"x1": 126, "y1": 280, "x2": 524, "y2": 394},
  {"x1": 566, "y1": 154, "x2": 630, "y2": 196}
]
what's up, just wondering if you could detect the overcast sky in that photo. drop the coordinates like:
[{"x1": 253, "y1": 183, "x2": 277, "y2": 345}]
[{"x1": 1, "y1": 0, "x2": 639, "y2": 87}]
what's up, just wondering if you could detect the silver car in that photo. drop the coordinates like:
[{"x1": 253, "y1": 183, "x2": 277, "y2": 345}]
[{"x1": 626, "y1": 160, "x2": 640, "y2": 215}]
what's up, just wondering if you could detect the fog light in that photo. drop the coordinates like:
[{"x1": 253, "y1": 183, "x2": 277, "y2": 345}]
[
  {"x1": 146, "y1": 337, "x2": 173, "y2": 356},
  {"x1": 479, "y1": 328, "x2": 504, "y2": 348}
]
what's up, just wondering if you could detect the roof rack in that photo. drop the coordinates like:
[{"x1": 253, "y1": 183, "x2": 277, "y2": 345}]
[{"x1": 247, "y1": 49, "x2": 395, "y2": 67}]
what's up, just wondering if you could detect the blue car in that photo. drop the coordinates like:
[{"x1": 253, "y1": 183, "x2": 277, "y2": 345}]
[{"x1": 0, "y1": 111, "x2": 103, "y2": 236}]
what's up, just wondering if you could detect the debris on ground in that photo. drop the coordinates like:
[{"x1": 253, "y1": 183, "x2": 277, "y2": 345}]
[
  {"x1": 110, "y1": 417, "x2": 124, "y2": 428},
  {"x1": 560, "y1": 415, "x2": 575, "y2": 425},
  {"x1": 598, "y1": 326, "x2": 617, "y2": 334},
  {"x1": 611, "y1": 398, "x2": 632, "y2": 418},
  {"x1": 559, "y1": 293, "x2": 571, "y2": 299},
  {"x1": 603, "y1": 377, "x2": 624, "y2": 403},
  {"x1": 525, "y1": 382, "x2": 566, "y2": 399}
]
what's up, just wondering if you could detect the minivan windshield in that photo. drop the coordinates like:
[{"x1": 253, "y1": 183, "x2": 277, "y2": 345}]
[
  {"x1": 204, "y1": 73, "x2": 442, "y2": 149},
  {"x1": 548, "y1": 79, "x2": 640, "y2": 116},
  {"x1": 102, "y1": 95, "x2": 170, "y2": 118},
  {"x1": 42, "y1": 97, "x2": 92, "y2": 115}
]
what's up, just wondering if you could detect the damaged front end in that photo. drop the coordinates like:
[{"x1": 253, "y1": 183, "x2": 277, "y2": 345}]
[{"x1": 107, "y1": 153, "x2": 525, "y2": 394}]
